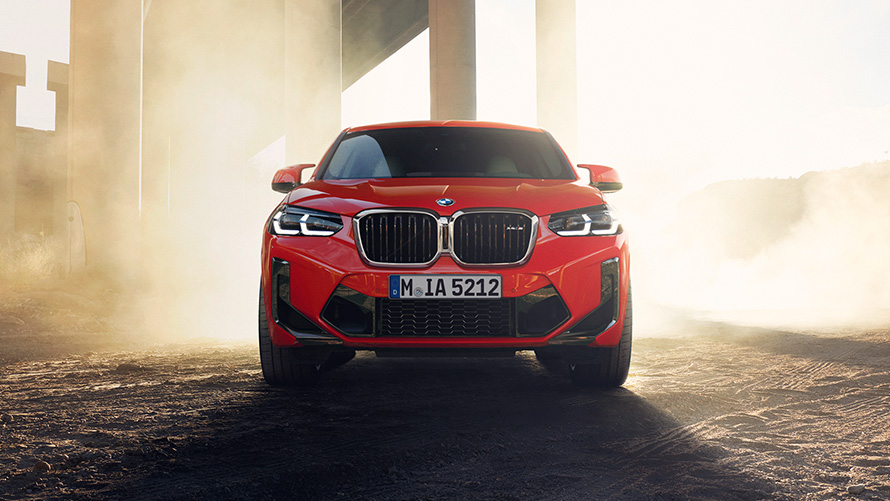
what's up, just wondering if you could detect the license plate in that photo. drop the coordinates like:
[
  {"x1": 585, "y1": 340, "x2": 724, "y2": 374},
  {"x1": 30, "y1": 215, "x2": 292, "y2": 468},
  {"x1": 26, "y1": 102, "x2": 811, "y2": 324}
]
[{"x1": 389, "y1": 275, "x2": 502, "y2": 299}]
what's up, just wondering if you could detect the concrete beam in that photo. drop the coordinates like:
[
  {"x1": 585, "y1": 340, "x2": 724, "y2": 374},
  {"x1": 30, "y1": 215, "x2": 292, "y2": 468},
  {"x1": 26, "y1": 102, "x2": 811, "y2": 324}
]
[
  {"x1": 0, "y1": 52, "x2": 26, "y2": 239},
  {"x1": 536, "y1": 0, "x2": 577, "y2": 161},
  {"x1": 0, "y1": 52, "x2": 25, "y2": 80},
  {"x1": 342, "y1": 0, "x2": 428, "y2": 90},
  {"x1": 429, "y1": 0, "x2": 476, "y2": 120},
  {"x1": 285, "y1": 0, "x2": 342, "y2": 167}
]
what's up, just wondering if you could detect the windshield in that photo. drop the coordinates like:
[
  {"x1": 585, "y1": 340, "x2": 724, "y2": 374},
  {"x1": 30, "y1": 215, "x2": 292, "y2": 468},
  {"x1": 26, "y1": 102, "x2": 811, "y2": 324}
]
[{"x1": 318, "y1": 127, "x2": 574, "y2": 180}]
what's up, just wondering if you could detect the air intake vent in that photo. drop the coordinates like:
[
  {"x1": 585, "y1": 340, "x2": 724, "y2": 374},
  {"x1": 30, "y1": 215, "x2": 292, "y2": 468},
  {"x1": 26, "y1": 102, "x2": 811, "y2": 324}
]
[
  {"x1": 356, "y1": 211, "x2": 439, "y2": 265},
  {"x1": 451, "y1": 211, "x2": 536, "y2": 265},
  {"x1": 379, "y1": 298, "x2": 513, "y2": 337}
]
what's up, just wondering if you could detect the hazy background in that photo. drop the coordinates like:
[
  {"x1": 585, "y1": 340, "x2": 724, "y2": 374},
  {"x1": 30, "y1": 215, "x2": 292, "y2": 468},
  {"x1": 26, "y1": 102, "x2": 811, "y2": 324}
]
[{"x1": 2, "y1": 0, "x2": 889, "y2": 341}]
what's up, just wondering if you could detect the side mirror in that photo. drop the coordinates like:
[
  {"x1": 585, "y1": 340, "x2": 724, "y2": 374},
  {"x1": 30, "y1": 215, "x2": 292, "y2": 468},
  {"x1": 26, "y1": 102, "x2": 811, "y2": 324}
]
[
  {"x1": 271, "y1": 164, "x2": 316, "y2": 193},
  {"x1": 577, "y1": 164, "x2": 623, "y2": 193}
]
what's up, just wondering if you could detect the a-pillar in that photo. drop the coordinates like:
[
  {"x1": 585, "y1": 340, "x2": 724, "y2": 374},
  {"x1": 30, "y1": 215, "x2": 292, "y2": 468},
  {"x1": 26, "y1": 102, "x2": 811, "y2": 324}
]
[
  {"x1": 68, "y1": 0, "x2": 142, "y2": 276},
  {"x1": 284, "y1": 0, "x2": 342, "y2": 174},
  {"x1": 536, "y1": 0, "x2": 577, "y2": 161},
  {"x1": 0, "y1": 52, "x2": 25, "y2": 239},
  {"x1": 429, "y1": 0, "x2": 476, "y2": 120}
]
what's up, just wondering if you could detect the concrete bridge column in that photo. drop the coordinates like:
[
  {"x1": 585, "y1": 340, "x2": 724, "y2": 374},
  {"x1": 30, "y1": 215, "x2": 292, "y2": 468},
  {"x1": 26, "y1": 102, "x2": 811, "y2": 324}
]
[
  {"x1": 47, "y1": 61, "x2": 69, "y2": 248},
  {"x1": 284, "y1": 0, "x2": 342, "y2": 171},
  {"x1": 429, "y1": 0, "x2": 476, "y2": 120},
  {"x1": 68, "y1": 0, "x2": 143, "y2": 275},
  {"x1": 536, "y1": 0, "x2": 577, "y2": 161},
  {"x1": 0, "y1": 52, "x2": 25, "y2": 239}
]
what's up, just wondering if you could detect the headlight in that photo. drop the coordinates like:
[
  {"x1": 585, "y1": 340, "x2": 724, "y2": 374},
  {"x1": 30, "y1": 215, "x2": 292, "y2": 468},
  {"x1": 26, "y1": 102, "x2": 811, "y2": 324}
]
[
  {"x1": 270, "y1": 206, "x2": 343, "y2": 236},
  {"x1": 548, "y1": 205, "x2": 622, "y2": 236}
]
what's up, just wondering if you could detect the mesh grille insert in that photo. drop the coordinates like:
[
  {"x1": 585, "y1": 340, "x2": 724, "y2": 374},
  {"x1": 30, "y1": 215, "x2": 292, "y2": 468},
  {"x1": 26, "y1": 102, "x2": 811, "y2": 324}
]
[{"x1": 379, "y1": 298, "x2": 513, "y2": 337}]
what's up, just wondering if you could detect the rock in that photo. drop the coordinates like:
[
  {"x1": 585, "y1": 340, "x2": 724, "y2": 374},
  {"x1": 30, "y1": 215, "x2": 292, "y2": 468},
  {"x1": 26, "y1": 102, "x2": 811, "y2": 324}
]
[
  {"x1": 111, "y1": 363, "x2": 142, "y2": 374},
  {"x1": 112, "y1": 363, "x2": 148, "y2": 374},
  {"x1": 32, "y1": 460, "x2": 52, "y2": 473},
  {"x1": 1, "y1": 413, "x2": 12, "y2": 424},
  {"x1": 847, "y1": 484, "x2": 866, "y2": 494}
]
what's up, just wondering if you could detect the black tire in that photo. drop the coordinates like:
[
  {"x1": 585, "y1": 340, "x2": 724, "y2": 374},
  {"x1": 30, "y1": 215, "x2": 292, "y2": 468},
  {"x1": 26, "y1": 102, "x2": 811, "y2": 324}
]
[
  {"x1": 569, "y1": 284, "x2": 633, "y2": 388},
  {"x1": 258, "y1": 289, "x2": 322, "y2": 386}
]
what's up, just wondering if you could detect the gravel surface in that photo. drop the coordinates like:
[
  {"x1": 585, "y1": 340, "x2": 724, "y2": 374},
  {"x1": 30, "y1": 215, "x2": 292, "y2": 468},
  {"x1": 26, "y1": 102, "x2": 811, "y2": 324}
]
[{"x1": 1, "y1": 295, "x2": 889, "y2": 500}]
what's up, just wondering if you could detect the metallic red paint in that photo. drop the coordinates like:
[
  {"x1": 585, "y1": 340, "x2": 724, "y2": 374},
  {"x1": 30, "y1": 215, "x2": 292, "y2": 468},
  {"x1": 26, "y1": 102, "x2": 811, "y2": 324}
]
[{"x1": 284, "y1": 178, "x2": 607, "y2": 218}]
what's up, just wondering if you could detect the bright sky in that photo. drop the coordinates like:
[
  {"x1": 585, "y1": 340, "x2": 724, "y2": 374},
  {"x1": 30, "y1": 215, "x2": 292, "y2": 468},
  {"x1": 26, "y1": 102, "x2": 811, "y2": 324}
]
[
  {"x1": 2, "y1": 0, "x2": 888, "y2": 182},
  {"x1": 0, "y1": 0, "x2": 69, "y2": 130},
  {"x1": 575, "y1": 0, "x2": 890, "y2": 184}
]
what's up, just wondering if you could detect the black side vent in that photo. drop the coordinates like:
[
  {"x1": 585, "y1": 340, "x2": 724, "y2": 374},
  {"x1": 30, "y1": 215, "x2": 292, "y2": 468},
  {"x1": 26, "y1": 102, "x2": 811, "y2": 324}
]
[
  {"x1": 271, "y1": 258, "x2": 327, "y2": 336},
  {"x1": 549, "y1": 257, "x2": 621, "y2": 345}
]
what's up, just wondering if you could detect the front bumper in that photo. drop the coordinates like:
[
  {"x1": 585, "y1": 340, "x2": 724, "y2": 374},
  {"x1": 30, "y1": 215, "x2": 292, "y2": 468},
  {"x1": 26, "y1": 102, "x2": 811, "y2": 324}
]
[{"x1": 261, "y1": 216, "x2": 629, "y2": 351}]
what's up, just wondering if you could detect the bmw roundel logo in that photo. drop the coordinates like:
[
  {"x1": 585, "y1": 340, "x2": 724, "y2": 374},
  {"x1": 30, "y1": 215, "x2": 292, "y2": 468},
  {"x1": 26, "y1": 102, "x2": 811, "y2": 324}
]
[{"x1": 436, "y1": 198, "x2": 455, "y2": 207}]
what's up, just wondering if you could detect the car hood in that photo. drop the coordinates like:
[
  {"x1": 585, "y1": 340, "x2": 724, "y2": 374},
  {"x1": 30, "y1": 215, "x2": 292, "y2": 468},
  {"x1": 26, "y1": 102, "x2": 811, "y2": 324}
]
[{"x1": 284, "y1": 178, "x2": 605, "y2": 217}]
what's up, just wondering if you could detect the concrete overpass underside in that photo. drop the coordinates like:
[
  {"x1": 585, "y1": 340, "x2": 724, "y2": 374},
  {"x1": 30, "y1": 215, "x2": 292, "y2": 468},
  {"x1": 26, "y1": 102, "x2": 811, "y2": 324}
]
[{"x1": 59, "y1": 0, "x2": 578, "y2": 275}]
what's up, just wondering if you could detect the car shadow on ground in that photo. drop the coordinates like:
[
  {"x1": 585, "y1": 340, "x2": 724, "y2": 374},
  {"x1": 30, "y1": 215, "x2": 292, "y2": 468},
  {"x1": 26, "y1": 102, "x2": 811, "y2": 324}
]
[{"x1": 109, "y1": 352, "x2": 780, "y2": 500}]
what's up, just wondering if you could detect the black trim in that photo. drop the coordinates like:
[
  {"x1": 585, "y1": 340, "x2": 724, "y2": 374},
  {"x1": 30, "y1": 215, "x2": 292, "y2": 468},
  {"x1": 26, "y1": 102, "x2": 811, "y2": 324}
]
[
  {"x1": 516, "y1": 285, "x2": 571, "y2": 336},
  {"x1": 534, "y1": 345, "x2": 608, "y2": 363},
  {"x1": 321, "y1": 285, "x2": 376, "y2": 337},
  {"x1": 319, "y1": 282, "x2": 571, "y2": 338},
  {"x1": 375, "y1": 348, "x2": 517, "y2": 358},
  {"x1": 593, "y1": 181, "x2": 623, "y2": 192},
  {"x1": 272, "y1": 181, "x2": 296, "y2": 193}
]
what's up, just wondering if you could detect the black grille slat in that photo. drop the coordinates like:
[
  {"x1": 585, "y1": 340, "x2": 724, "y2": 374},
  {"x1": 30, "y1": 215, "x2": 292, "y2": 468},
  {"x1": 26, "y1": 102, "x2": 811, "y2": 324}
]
[
  {"x1": 380, "y1": 298, "x2": 512, "y2": 337},
  {"x1": 452, "y1": 213, "x2": 532, "y2": 264},
  {"x1": 359, "y1": 212, "x2": 438, "y2": 264}
]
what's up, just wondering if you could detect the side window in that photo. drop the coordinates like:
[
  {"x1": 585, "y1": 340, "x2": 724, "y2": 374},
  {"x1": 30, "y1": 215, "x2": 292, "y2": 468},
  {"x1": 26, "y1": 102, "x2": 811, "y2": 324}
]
[{"x1": 326, "y1": 134, "x2": 389, "y2": 178}]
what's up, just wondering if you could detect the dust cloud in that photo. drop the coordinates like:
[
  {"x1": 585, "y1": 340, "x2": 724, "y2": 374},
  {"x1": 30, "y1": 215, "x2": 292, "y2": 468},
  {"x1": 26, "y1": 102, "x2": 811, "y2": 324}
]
[
  {"x1": 132, "y1": 2, "x2": 303, "y2": 345},
  {"x1": 5, "y1": 3, "x2": 890, "y2": 352},
  {"x1": 0, "y1": 3, "x2": 313, "y2": 348},
  {"x1": 627, "y1": 160, "x2": 890, "y2": 333}
]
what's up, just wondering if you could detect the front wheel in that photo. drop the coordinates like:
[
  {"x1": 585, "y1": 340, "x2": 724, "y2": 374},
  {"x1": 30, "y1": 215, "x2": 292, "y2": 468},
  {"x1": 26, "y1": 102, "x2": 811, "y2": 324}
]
[
  {"x1": 569, "y1": 284, "x2": 633, "y2": 387},
  {"x1": 258, "y1": 289, "x2": 322, "y2": 386}
]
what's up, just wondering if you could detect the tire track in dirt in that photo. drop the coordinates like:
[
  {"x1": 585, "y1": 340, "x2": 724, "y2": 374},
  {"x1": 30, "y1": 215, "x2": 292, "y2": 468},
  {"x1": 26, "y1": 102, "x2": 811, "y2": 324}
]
[
  {"x1": 619, "y1": 371, "x2": 890, "y2": 457},
  {"x1": 821, "y1": 394, "x2": 890, "y2": 427},
  {"x1": 5, "y1": 327, "x2": 890, "y2": 500},
  {"x1": 549, "y1": 338, "x2": 890, "y2": 500}
]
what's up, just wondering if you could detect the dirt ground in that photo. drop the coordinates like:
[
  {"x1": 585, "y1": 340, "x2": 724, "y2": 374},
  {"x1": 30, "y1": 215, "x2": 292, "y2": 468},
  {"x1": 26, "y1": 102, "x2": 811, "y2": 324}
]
[{"x1": 1, "y1": 290, "x2": 890, "y2": 500}]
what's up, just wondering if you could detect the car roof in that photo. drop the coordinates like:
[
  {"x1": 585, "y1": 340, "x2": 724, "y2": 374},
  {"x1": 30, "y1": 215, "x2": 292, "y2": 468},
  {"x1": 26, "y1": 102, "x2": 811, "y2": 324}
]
[{"x1": 345, "y1": 120, "x2": 546, "y2": 134}]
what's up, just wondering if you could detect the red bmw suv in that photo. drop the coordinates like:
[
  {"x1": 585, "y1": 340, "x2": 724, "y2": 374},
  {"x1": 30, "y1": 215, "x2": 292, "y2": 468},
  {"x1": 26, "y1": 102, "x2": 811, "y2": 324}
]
[{"x1": 260, "y1": 121, "x2": 631, "y2": 386}]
